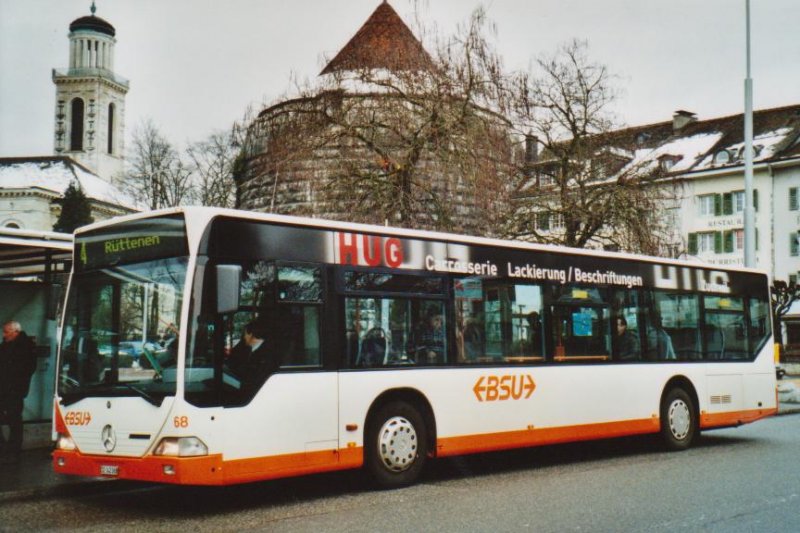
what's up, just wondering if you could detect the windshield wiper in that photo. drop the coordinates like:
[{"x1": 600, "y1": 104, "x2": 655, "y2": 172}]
[{"x1": 116, "y1": 382, "x2": 162, "y2": 406}]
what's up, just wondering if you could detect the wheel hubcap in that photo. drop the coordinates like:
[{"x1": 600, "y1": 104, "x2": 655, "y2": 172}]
[
  {"x1": 668, "y1": 399, "x2": 691, "y2": 440},
  {"x1": 377, "y1": 416, "x2": 418, "y2": 472}
]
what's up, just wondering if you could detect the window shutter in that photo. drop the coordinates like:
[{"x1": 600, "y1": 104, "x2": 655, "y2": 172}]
[
  {"x1": 688, "y1": 233, "x2": 698, "y2": 255},
  {"x1": 753, "y1": 189, "x2": 758, "y2": 212},
  {"x1": 756, "y1": 228, "x2": 759, "y2": 251},
  {"x1": 792, "y1": 233, "x2": 799, "y2": 257},
  {"x1": 722, "y1": 193, "x2": 733, "y2": 215},
  {"x1": 714, "y1": 194, "x2": 722, "y2": 216},
  {"x1": 723, "y1": 231, "x2": 734, "y2": 253},
  {"x1": 714, "y1": 231, "x2": 723, "y2": 253},
  {"x1": 791, "y1": 188, "x2": 798, "y2": 211}
]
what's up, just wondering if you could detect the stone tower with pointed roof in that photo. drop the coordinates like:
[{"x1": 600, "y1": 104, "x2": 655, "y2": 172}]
[
  {"x1": 320, "y1": 1, "x2": 433, "y2": 75},
  {"x1": 52, "y1": 1, "x2": 129, "y2": 183},
  {"x1": 235, "y1": 2, "x2": 512, "y2": 234}
]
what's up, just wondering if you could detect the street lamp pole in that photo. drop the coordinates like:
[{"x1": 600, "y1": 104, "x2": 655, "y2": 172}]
[{"x1": 743, "y1": 0, "x2": 756, "y2": 268}]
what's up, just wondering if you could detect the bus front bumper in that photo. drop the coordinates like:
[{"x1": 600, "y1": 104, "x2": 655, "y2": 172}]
[{"x1": 52, "y1": 449, "x2": 225, "y2": 485}]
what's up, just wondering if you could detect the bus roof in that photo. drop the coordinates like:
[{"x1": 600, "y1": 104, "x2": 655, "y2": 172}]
[{"x1": 74, "y1": 206, "x2": 768, "y2": 277}]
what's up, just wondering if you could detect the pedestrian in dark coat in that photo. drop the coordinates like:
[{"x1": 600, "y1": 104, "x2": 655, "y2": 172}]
[{"x1": 0, "y1": 320, "x2": 36, "y2": 462}]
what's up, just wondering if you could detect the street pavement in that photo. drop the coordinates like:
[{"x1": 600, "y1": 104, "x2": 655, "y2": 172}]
[{"x1": 2, "y1": 377, "x2": 799, "y2": 503}]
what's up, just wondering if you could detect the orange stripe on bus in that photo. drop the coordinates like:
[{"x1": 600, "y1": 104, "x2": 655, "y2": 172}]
[
  {"x1": 436, "y1": 417, "x2": 661, "y2": 457},
  {"x1": 222, "y1": 447, "x2": 362, "y2": 484},
  {"x1": 700, "y1": 407, "x2": 777, "y2": 429},
  {"x1": 53, "y1": 449, "x2": 226, "y2": 485},
  {"x1": 53, "y1": 447, "x2": 363, "y2": 486}
]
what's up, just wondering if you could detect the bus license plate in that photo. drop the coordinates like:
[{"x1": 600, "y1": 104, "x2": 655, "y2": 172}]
[{"x1": 100, "y1": 465, "x2": 119, "y2": 476}]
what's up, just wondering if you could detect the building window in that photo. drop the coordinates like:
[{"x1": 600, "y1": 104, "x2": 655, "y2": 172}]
[
  {"x1": 107, "y1": 103, "x2": 115, "y2": 154},
  {"x1": 791, "y1": 233, "x2": 799, "y2": 257},
  {"x1": 790, "y1": 187, "x2": 799, "y2": 211},
  {"x1": 698, "y1": 194, "x2": 716, "y2": 216},
  {"x1": 734, "y1": 229, "x2": 744, "y2": 251},
  {"x1": 733, "y1": 191, "x2": 745, "y2": 213},
  {"x1": 538, "y1": 173, "x2": 555, "y2": 187},
  {"x1": 698, "y1": 232, "x2": 715, "y2": 253},
  {"x1": 535, "y1": 212, "x2": 550, "y2": 232},
  {"x1": 70, "y1": 98, "x2": 84, "y2": 151}
]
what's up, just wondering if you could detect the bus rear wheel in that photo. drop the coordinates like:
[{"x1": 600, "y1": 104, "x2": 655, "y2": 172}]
[
  {"x1": 365, "y1": 401, "x2": 428, "y2": 488},
  {"x1": 660, "y1": 388, "x2": 697, "y2": 451}
]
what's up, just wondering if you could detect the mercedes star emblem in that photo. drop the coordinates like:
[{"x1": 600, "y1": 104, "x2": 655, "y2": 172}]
[{"x1": 101, "y1": 424, "x2": 117, "y2": 453}]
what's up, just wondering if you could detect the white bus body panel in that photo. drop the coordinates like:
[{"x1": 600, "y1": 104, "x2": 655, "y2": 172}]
[
  {"x1": 64, "y1": 396, "x2": 176, "y2": 457},
  {"x1": 220, "y1": 373, "x2": 338, "y2": 460}
]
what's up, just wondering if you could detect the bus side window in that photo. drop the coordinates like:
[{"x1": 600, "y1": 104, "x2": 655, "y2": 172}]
[
  {"x1": 703, "y1": 295, "x2": 747, "y2": 360},
  {"x1": 551, "y1": 286, "x2": 610, "y2": 361},
  {"x1": 454, "y1": 278, "x2": 544, "y2": 364},
  {"x1": 644, "y1": 291, "x2": 699, "y2": 361},
  {"x1": 747, "y1": 296, "x2": 770, "y2": 358},
  {"x1": 344, "y1": 297, "x2": 444, "y2": 367}
]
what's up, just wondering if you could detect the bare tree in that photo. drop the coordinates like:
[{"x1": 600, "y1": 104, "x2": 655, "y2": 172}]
[
  {"x1": 237, "y1": 6, "x2": 515, "y2": 236},
  {"x1": 185, "y1": 130, "x2": 238, "y2": 208},
  {"x1": 125, "y1": 119, "x2": 192, "y2": 209},
  {"x1": 772, "y1": 279, "x2": 800, "y2": 350},
  {"x1": 507, "y1": 40, "x2": 677, "y2": 254}
]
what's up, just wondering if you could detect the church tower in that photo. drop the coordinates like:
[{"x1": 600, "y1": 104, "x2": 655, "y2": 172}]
[{"x1": 52, "y1": 2, "x2": 129, "y2": 182}]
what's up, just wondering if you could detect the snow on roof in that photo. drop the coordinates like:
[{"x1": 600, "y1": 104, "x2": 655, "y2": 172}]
[
  {"x1": 625, "y1": 132, "x2": 724, "y2": 175},
  {"x1": 0, "y1": 157, "x2": 140, "y2": 211},
  {"x1": 695, "y1": 127, "x2": 793, "y2": 169}
]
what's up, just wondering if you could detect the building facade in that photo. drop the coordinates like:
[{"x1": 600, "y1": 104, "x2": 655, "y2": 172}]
[
  {"x1": 0, "y1": 4, "x2": 137, "y2": 234},
  {"x1": 0, "y1": 156, "x2": 137, "y2": 231},
  {"x1": 51, "y1": 3, "x2": 129, "y2": 183}
]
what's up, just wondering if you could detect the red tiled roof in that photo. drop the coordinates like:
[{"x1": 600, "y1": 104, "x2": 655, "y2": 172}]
[{"x1": 320, "y1": 1, "x2": 433, "y2": 75}]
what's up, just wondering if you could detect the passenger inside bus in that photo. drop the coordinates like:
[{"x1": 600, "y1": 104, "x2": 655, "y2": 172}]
[
  {"x1": 614, "y1": 316, "x2": 641, "y2": 361},
  {"x1": 357, "y1": 327, "x2": 387, "y2": 367},
  {"x1": 644, "y1": 314, "x2": 676, "y2": 360},
  {"x1": 461, "y1": 319, "x2": 484, "y2": 361},
  {"x1": 414, "y1": 309, "x2": 445, "y2": 364}
]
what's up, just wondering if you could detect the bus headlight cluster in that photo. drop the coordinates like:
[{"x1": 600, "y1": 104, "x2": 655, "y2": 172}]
[
  {"x1": 56, "y1": 433, "x2": 77, "y2": 451},
  {"x1": 153, "y1": 437, "x2": 208, "y2": 457}
]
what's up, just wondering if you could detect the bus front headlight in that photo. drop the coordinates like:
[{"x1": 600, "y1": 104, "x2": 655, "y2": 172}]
[
  {"x1": 153, "y1": 437, "x2": 208, "y2": 457},
  {"x1": 56, "y1": 433, "x2": 77, "y2": 451}
]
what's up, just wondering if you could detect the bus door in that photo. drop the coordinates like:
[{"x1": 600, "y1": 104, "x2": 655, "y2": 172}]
[{"x1": 192, "y1": 261, "x2": 338, "y2": 469}]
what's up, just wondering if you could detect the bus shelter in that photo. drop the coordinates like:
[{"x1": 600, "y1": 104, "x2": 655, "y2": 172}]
[{"x1": 0, "y1": 228, "x2": 72, "y2": 446}]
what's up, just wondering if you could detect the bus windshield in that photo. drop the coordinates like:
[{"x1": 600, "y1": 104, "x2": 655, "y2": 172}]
[
  {"x1": 58, "y1": 214, "x2": 189, "y2": 405},
  {"x1": 58, "y1": 257, "x2": 187, "y2": 406}
]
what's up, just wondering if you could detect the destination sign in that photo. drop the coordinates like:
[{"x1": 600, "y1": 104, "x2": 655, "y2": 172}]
[{"x1": 75, "y1": 216, "x2": 189, "y2": 271}]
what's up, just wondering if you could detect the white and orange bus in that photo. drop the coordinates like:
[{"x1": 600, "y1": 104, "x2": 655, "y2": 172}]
[{"x1": 53, "y1": 207, "x2": 777, "y2": 487}]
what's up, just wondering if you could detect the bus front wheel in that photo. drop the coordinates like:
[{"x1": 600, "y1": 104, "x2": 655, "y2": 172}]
[
  {"x1": 660, "y1": 388, "x2": 697, "y2": 451},
  {"x1": 365, "y1": 401, "x2": 428, "y2": 488}
]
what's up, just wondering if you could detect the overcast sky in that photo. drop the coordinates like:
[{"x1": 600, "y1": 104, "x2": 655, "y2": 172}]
[{"x1": 1, "y1": 0, "x2": 798, "y2": 157}]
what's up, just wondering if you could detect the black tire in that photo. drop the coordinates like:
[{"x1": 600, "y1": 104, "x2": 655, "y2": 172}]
[
  {"x1": 365, "y1": 401, "x2": 428, "y2": 488},
  {"x1": 660, "y1": 388, "x2": 697, "y2": 451}
]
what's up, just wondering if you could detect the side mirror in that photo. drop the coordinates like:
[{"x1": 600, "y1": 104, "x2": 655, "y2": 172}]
[{"x1": 216, "y1": 265, "x2": 241, "y2": 314}]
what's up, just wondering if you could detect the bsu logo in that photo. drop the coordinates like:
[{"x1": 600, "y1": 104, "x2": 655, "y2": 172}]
[{"x1": 473, "y1": 374, "x2": 536, "y2": 402}]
